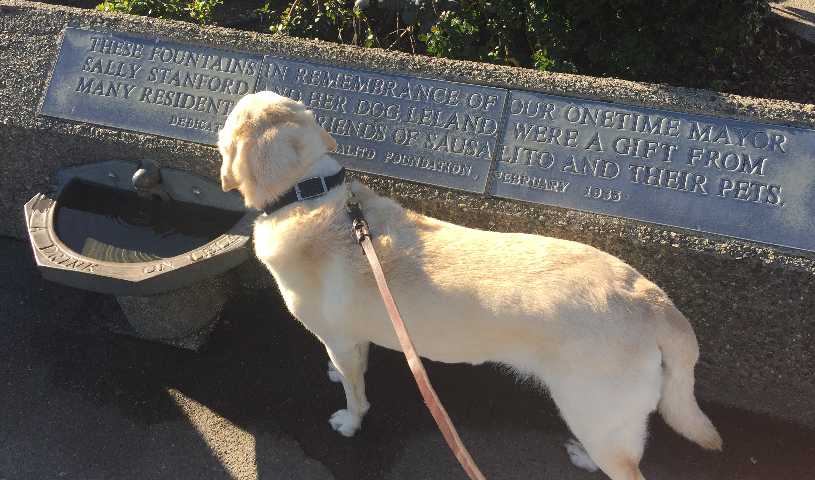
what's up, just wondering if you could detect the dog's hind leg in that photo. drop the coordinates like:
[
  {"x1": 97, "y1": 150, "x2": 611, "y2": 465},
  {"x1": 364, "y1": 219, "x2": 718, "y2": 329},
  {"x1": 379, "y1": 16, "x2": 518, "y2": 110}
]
[
  {"x1": 324, "y1": 341, "x2": 371, "y2": 437},
  {"x1": 554, "y1": 383, "x2": 652, "y2": 480},
  {"x1": 564, "y1": 434, "x2": 646, "y2": 480},
  {"x1": 544, "y1": 350, "x2": 660, "y2": 480}
]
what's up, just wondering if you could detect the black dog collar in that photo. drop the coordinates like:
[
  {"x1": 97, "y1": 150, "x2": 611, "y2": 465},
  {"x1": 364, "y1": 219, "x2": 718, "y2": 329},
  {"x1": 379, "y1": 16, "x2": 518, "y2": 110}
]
[{"x1": 262, "y1": 168, "x2": 346, "y2": 215}]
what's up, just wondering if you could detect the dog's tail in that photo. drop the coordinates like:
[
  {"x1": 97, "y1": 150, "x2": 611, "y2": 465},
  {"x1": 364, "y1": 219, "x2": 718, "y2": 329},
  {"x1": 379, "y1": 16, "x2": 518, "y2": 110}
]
[{"x1": 656, "y1": 305, "x2": 723, "y2": 451}]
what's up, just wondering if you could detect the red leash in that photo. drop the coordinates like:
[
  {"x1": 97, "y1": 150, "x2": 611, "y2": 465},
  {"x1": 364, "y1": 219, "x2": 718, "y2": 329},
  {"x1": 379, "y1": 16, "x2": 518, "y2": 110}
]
[{"x1": 347, "y1": 200, "x2": 486, "y2": 480}]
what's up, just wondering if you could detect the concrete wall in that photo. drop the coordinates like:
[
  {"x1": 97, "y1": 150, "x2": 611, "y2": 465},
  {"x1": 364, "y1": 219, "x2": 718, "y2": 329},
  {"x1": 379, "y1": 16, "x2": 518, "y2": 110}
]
[{"x1": 2, "y1": 0, "x2": 814, "y2": 427}]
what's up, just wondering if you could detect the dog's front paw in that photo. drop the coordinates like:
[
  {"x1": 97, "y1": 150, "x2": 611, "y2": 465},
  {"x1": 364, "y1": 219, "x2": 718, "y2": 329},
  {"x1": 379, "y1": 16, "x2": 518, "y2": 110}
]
[
  {"x1": 327, "y1": 361, "x2": 343, "y2": 383},
  {"x1": 329, "y1": 409, "x2": 362, "y2": 437}
]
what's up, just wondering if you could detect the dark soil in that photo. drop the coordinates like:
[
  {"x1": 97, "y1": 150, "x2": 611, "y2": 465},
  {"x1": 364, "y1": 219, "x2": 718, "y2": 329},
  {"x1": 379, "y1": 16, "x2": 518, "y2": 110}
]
[
  {"x1": 37, "y1": 1, "x2": 815, "y2": 104},
  {"x1": 711, "y1": 17, "x2": 815, "y2": 104}
]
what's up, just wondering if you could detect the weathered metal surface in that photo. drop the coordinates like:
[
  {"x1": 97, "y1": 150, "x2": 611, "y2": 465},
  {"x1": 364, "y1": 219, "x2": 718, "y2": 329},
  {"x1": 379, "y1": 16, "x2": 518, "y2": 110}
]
[
  {"x1": 41, "y1": 28, "x2": 264, "y2": 144},
  {"x1": 257, "y1": 56, "x2": 508, "y2": 193},
  {"x1": 491, "y1": 90, "x2": 815, "y2": 252},
  {"x1": 24, "y1": 161, "x2": 253, "y2": 296}
]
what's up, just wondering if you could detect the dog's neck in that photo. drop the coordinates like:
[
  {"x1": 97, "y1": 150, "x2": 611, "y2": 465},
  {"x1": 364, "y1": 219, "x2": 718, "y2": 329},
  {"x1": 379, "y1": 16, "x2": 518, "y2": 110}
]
[
  {"x1": 261, "y1": 155, "x2": 345, "y2": 216},
  {"x1": 303, "y1": 155, "x2": 343, "y2": 180}
]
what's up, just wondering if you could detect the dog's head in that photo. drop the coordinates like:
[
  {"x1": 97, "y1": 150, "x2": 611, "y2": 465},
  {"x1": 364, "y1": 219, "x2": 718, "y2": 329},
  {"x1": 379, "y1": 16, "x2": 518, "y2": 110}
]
[{"x1": 217, "y1": 91, "x2": 338, "y2": 209}]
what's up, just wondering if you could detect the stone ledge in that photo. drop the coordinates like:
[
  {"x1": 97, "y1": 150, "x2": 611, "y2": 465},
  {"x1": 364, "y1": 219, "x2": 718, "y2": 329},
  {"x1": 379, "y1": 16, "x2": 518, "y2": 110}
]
[{"x1": 1, "y1": 0, "x2": 814, "y2": 428}]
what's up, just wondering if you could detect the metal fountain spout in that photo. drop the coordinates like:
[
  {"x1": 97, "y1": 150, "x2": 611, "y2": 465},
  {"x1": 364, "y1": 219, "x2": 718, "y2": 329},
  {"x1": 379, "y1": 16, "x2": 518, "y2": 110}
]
[{"x1": 132, "y1": 159, "x2": 170, "y2": 202}]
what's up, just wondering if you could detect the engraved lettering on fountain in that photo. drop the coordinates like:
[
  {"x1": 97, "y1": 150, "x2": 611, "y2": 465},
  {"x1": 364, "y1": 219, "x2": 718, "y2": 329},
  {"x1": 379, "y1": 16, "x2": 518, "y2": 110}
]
[
  {"x1": 265, "y1": 63, "x2": 303, "y2": 101},
  {"x1": 315, "y1": 112, "x2": 388, "y2": 142},
  {"x1": 143, "y1": 262, "x2": 174, "y2": 274},
  {"x1": 189, "y1": 235, "x2": 239, "y2": 262},
  {"x1": 38, "y1": 245, "x2": 97, "y2": 272},
  {"x1": 513, "y1": 122, "x2": 579, "y2": 148},
  {"x1": 43, "y1": 31, "x2": 815, "y2": 249},
  {"x1": 307, "y1": 91, "x2": 350, "y2": 113},
  {"x1": 88, "y1": 36, "x2": 145, "y2": 58}
]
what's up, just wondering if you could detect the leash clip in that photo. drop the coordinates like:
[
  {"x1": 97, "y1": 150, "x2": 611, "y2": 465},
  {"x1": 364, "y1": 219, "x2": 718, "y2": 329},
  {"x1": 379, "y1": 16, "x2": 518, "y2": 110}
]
[{"x1": 346, "y1": 200, "x2": 370, "y2": 245}]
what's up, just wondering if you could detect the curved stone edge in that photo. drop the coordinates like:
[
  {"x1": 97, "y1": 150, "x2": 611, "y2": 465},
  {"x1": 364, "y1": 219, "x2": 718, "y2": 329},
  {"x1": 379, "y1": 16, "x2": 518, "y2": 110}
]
[{"x1": 24, "y1": 191, "x2": 254, "y2": 296}]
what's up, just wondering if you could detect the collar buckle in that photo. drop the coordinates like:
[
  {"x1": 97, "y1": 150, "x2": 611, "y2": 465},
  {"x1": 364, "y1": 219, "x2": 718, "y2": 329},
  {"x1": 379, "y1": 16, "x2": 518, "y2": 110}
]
[
  {"x1": 294, "y1": 176, "x2": 329, "y2": 201},
  {"x1": 262, "y1": 167, "x2": 345, "y2": 216}
]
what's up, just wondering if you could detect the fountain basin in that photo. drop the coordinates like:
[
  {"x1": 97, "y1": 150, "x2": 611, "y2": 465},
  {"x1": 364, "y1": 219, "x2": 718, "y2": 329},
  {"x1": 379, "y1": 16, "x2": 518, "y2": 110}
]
[{"x1": 24, "y1": 160, "x2": 254, "y2": 347}]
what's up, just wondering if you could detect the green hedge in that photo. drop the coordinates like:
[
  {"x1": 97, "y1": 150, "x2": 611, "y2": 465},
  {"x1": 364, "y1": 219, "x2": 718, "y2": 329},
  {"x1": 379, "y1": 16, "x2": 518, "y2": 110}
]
[
  {"x1": 97, "y1": 0, "x2": 223, "y2": 25},
  {"x1": 268, "y1": 0, "x2": 769, "y2": 86},
  {"x1": 421, "y1": 0, "x2": 770, "y2": 84},
  {"x1": 97, "y1": 0, "x2": 771, "y2": 87}
]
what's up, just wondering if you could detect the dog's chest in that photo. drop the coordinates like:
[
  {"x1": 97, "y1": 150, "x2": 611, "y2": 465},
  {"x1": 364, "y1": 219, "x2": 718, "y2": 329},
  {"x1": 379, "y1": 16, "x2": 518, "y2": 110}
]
[{"x1": 253, "y1": 215, "x2": 352, "y2": 314}]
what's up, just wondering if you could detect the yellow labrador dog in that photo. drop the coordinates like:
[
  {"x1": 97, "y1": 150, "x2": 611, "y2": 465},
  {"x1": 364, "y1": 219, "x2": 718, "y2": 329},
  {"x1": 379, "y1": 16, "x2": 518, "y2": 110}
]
[{"x1": 217, "y1": 91, "x2": 721, "y2": 480}]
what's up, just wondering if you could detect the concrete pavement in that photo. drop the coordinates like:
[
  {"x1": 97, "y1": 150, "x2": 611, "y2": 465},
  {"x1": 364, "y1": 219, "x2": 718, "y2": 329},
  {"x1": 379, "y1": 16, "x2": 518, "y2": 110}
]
[{"x1": 2, "y1": 236, "x2": 814, "y2": 479}]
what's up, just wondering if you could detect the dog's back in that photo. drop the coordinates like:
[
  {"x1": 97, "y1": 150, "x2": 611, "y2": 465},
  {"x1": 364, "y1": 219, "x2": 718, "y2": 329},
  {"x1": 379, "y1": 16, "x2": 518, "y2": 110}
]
[{"x1": 221, "y1": 92, "x2": 720, "y2": 480}]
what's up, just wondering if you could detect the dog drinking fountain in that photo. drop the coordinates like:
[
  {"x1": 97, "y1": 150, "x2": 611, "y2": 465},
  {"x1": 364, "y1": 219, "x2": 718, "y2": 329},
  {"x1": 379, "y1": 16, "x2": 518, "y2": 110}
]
[{"x1": 24, "y1": 160, "x2": 254, "y2": 349}]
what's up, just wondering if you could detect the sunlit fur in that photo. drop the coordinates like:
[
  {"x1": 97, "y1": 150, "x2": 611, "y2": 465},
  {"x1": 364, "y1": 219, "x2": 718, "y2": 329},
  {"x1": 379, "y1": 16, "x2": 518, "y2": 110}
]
[{"x1": 218, "y1": 92, "x2": 722, "y2": 480}]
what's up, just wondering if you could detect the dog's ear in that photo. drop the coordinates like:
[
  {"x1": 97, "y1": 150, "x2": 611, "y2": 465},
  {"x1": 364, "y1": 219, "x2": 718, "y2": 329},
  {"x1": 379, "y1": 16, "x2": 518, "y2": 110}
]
[
  {"x1": 232, "y1": 125, "x2": 310, "y2": 209},
  {"x1": 220, "y1": 156, "x2": 240, "y2": 193},
  {"x1": 319, "y1": 128, "x2": 337, "y2": 152},
  {"x1": 218, "y1": 129, "x2": 240, "y2": 192},
  {"x1": 218, "y1": 94, "x2": 331, "y2": 208},
  {"x1": 304, "y1": 109, "x2": 337, "y2": 154}
]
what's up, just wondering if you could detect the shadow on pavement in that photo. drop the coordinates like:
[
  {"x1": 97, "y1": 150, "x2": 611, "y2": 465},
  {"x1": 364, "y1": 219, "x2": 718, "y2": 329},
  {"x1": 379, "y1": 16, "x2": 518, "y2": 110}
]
[{"x1": 2, "y1": 237, "x2": 814, "y2": 479}]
